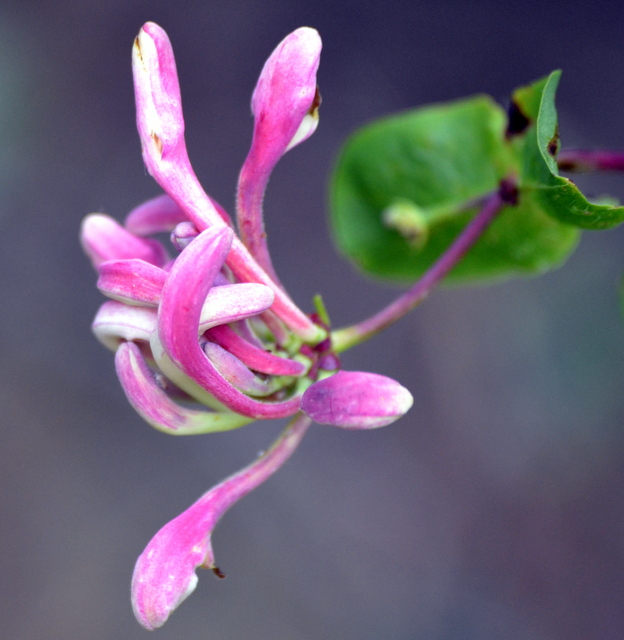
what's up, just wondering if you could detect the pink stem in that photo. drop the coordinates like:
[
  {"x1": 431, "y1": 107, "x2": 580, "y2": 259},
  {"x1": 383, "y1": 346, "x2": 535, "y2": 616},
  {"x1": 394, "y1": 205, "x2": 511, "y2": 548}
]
[{"x1": 557, "y1": 149, "x2": 624, "y2": 172}]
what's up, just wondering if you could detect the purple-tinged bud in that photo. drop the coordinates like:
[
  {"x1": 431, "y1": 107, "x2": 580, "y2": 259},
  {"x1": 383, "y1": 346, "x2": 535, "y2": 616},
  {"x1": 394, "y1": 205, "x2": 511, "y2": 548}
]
[
  {"x1": 81, "y1": 214, "x2": 168, "y2": 269},
  {"x1": 131, "y1": 413, "x2": 311, "y2": 629},
  {"x1": 97, "y1": 259, "x2": 167, "y2": 306},
  {"x1": 92, "y1": 301, "x2": 157, "y2": 351},
  {"x1": 116, "y1": 341, "x2": 253, "y2": 435},
  {"x1": 301, "y1": 370, "x2": 414, "y2": 429},
  {"x1": 170, "y1": 221, "x2": 199, "y2": 251}
]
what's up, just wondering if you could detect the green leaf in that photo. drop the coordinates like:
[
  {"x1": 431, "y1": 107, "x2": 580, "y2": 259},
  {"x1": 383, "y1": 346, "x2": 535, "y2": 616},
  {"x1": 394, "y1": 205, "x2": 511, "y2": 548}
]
[
  {"x1": 516, "y1": 71, "x2": 624, "y2": 229},
  {"x1": 330, "y1": 94, "x2": 579, "y2": 283}
]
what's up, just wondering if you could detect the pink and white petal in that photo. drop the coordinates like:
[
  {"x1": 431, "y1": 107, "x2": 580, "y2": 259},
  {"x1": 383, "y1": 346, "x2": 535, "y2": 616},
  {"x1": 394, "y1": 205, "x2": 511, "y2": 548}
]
[
  {"x1": 97, "y1": 259, "x2": 166, "y2": 306},
  {"x1": 81, "y1": 214, "x2": 169, "y2": 269},
  {"x1": 198, "y1": 283, "x2": 274, "y2": 332},
  {"x1": 301, "y1": 370, "x2": 414, "y2": 429},
  {"x1": 92, "y1": 301, "x2": 157, "y2": 351},
  {"x1": 124, "y1": 194, "x2": 188, "y2": 236},
  {"x1": 131, "y1": 412, "x2": 311, "y2": 630},
  {"x1": 115, "y1": 342, "x2": 253, "y2": 434}
]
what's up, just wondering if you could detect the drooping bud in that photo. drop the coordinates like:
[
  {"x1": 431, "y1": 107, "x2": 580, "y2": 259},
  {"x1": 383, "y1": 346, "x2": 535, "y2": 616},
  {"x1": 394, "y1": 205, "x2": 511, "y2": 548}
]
[
  {"x1": 301, "y1": 370, "x2": 414, "y2": 428},
  {"x1": 131, "y1": 413, "x2": 311, "y2": 629}
]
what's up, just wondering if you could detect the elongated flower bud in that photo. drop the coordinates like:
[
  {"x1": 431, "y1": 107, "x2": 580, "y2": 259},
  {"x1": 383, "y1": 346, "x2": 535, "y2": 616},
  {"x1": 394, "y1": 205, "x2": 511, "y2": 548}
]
[
  {"x1": 237, "y1": 27, "x2": 322, "y2": 280},
  {"x1": 131, "y1": 413, "x2": 311, "y2": 629},
  {"x1": 301, "y1": 371, "x2": 414, "y2": 428}
]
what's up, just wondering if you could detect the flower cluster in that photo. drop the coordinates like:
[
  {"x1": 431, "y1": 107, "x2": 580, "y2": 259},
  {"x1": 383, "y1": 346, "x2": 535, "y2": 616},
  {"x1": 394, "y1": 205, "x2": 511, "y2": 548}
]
[{"x1": 81, "y1": 22, "x2": 413, "y2": 629}]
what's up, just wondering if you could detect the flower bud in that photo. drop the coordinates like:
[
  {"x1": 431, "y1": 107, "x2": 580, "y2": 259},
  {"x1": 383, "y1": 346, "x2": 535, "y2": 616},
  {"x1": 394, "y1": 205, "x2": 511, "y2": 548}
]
[{"x1": 301, "y1": 370, "x2": 414, "y2": 428}]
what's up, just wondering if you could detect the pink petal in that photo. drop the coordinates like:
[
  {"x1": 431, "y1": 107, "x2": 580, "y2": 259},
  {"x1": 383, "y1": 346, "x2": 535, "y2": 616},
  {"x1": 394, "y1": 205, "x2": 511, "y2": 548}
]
[
  {"x1": 97, "y1": 259, "x2": 167, "y2": 306},
  {"x1": 198, "y1": 283, "x2": 274, "y2": 331},
  {"x1": 115, "y1": 341, "x2": 253, "y2": 434},
  {"x1": 81, "y1": 214, "x2": 168, "y2": 269},
  {"x1": 124, "y1": 194, "x2": 188, "y2": 236},
  {"x1": 131, "y1": 413, "x2": 311, "y2": 630},
  {"x1": 301, "y1": 370, "x2": 414, "y2": 428},
  {"x1": 125, "y1": 193, "x2": 233, "y2": 236}
]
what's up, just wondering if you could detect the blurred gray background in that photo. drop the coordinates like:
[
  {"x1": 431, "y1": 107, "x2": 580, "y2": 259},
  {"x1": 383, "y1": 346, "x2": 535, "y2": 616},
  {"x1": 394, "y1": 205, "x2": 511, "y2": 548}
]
[{"x1": 1, "y1": 1, "x2": 624, "y2": 638}]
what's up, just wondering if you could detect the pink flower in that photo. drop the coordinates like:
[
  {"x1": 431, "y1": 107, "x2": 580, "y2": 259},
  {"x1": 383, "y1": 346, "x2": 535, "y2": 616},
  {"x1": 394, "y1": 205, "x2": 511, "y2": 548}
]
[{"x1": 81, "y1": 22, "x2": 413, "y2": 629}]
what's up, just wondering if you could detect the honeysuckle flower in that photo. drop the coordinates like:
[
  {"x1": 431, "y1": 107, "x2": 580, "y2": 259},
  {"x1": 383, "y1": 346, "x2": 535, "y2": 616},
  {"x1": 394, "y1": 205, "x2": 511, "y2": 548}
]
[{"x1": 81, "y1": 21, "x2": 414, "y2": 630}]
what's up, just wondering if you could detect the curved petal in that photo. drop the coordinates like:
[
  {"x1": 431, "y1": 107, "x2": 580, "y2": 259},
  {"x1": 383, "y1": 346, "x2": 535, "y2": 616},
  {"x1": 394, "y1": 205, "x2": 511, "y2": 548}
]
[
  {"x1": 206, "y1": 324, "x2": 307, "y2": 376},
  {"x1": 115, "y1": 342, "x2": 253, "y2": 434},
  {"x1": 131, "y1": 413, "x2": 311, "y2": 630},
  {"x1": 158, "y1": 226, "x2": 301, "y2": 419},
  {"x1": 97, "y1": 259, "x2": 167, "y2": 306},
  {"x1": 81, "y1": 214, "x2": 168, "y2": 269},
  {"x1": 92, "y1": 301, "x2": 157, "y2": 351},
  {"x1": 198, "y1": 283, "x2": 274, "y2": 331},
  {"x1": 124, "y1": 194, "x2": 188, "y2": 236},
  {"x1": 202, "y1": 342, "x2": 286, "y2": 397}
]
